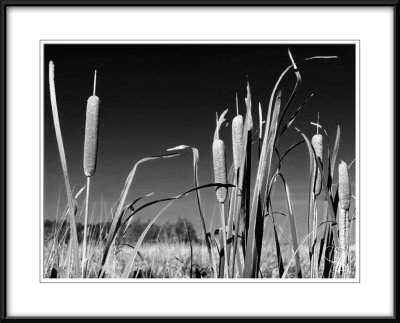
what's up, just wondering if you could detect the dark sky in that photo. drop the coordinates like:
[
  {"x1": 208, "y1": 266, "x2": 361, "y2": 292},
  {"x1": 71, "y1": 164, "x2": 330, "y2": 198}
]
[{"x1": 43, "y1": 44, "x2": 356, "y2": 241}]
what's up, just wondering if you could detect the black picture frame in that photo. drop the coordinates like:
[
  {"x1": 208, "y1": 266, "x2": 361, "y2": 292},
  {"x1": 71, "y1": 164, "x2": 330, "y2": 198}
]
[{"x1": 0, "y1": 0, "x2": 398, "y2": 320}]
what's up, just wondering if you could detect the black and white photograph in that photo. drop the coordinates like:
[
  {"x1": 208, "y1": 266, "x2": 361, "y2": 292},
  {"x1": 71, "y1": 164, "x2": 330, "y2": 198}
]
[
  {"x1": 2, "y1": 3, "x2": 397, "y2": 318},
  {"x1": 42, "y1": 42, "x2": 357, "y2": 280}
]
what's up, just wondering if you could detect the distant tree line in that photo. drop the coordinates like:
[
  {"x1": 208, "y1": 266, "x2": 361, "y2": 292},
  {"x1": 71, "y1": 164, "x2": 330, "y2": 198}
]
[{"x1": 43, "y1": 217, "x2": 199, "y2": 245}]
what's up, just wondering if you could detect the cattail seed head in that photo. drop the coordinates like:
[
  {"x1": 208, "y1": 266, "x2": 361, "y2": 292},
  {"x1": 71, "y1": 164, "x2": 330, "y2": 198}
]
[
  {"x1": 83, "y1": 95, "x2": 100, "y2": 177},
  {"x1": 338, "y1": 161, "x2": 351, "y2": 211},
  {"x1": 213, "y1": 138, "x2": 227, "y2": 203},
  {"x1": 311, "y1": 134, "x2": 323, "y2": 196},
  {"x1": 232, "y1": 115, "x2": 243, "y2": 170}
]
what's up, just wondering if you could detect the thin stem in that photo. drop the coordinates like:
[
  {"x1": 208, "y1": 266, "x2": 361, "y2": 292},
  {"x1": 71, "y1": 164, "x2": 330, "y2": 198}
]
[
  {"x1": 311, "y1": 112, "x2": 320, "y2": 135},
  {"x1": 312, "y1": 199, "x2": 318, "y2": 278},
  {"x1": 236, "y1": 92, "x2": 239, "y2": 116},
  {"x1": 226, "y1": 169, "x2": 238, "y2": 276},
  {"x1": 93, "y1": 70, "x2": 97, "y2": 96},
  {"x1": 231, "y1": 182, "x2": 243, "y2": 277},
  {"x1": 310, "y1": 194, "x2": 317, "y2": 278},
  {"x1": 82, "y1": 176, "x2": 91, "y2": 277},
  {"x1": 220, "y1": 203, "x2": 229, "y2": 278}
]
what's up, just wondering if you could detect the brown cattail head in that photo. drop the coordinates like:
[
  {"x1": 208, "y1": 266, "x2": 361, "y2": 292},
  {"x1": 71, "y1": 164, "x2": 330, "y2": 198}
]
[
  {"x1": 338, "y1": 161, "x2": 351, "y2": 211},
  {"x1": 311, "y1": 133, "x2": 323, "y2": 196},
  {"x1": 213, "y1": 138, "x2": 227, "y2": 203},
  {"x1": 83, "y1": 95, "x2": 100, "y2": 177},
  {"x1": 232, "y1": 115, "x2": 243, "y2": 170}
]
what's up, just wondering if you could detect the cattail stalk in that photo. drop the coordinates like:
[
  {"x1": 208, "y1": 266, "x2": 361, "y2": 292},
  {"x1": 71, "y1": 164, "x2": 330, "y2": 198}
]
[
  {"x1": 310, "y1": 133, "x2": 323, "y2": 277},
  {"x1": 227, "y1": 96, "x2": 243, "y2": 276},
  {"x1": 213, "y1": 110, "x2": 229, "y2": 278},
  {"x1": 310, "y1": 115, "x2": 323, "y2": 278},
  {"x1": 213, "y1": 138, "x2": 228, "y2": 278},
  {"x1": 82, "y1": 70, "x2": 99, "y2": 277}
]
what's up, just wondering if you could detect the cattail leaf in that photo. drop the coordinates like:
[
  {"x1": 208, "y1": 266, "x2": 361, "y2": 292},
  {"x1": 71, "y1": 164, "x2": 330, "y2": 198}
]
[
  {"x1": 48, "y1": 61, "x2": 80, "y2": 277},
  {"x1": 122, "y1": 182, "x2": 235, "y2": 230},
  {"x1": 279, "y1": 93, "x2": 314, "y2": 137},
  {"x1": 244, "y1": 92, "x2": 282, "y2": 278},
  {"x1": 167, "y1": 145, "x2": 218, "y2": 277},
  {"x1": 253, "y1": 194, "x2": 264, "y2": 276},
  {"x1": 273, "y1": 223, "x2": 284, "y2": 278},
  {"x1": 214, "y1": 109, "x2": 229, "y2": 140},
  {"x1": 258, "y1": 102, "x2": 263, "y2": 139},
  {"x1": 213, "y1": 228, "x2": 222, "y2": 254},
  {"x1": 98, "y1": 153, "x2": 179, "y2": 278},
  {"x1": 294, "y1": 126, "x2": 317, "y2": 254},
  {"x1": 121, "y1": 192, "x2": 155, "y2": 236},
  {"x1": 270, "y1": 140, "x2": 305, "y2": 177},
  {"x1": 120, "y1": 183, "x2": 233, "y2": 278},
  {"x1": 276, "y1": 51, "x2": 302, "y2": 138},
  {"x1": 244, "y1": 82, "x2": 253, "y2": 129}
]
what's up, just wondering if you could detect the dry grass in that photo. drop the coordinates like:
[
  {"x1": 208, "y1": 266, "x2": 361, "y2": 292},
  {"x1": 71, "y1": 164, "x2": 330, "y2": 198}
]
[{"x1": 43, "y1": 239, "x2": 356, "y2": 279}]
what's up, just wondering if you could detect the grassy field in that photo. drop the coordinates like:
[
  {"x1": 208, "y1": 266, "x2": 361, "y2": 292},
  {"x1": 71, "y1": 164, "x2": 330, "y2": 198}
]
[{"x1": 43, "y1": 239, "x2": 356, "y2": 279}]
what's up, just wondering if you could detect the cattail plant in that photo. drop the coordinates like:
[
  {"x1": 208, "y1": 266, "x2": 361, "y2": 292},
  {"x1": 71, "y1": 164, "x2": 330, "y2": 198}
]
[
  {"x1": 213, "y1": 110, "x2": 229, "y2": 278},
  {"x1": 226, "y1": 94, "x2": 243, "y2": 276},
  {"x1": 82, "y1": 70, "x2": 100, "y2": 277},
  {"x1": 336, "y1": 160, "x2": 351, "y2": 277},
  {"x1": 309, "y1": 113, "x2": 324, "y2": 278}
]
